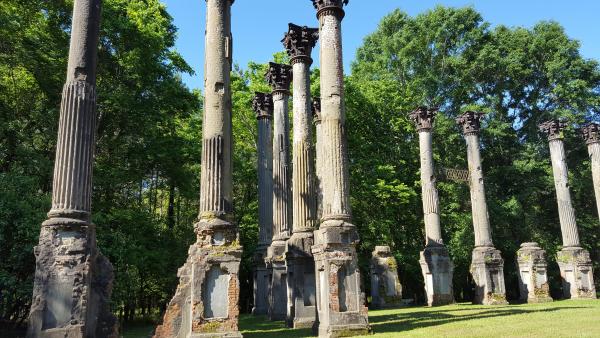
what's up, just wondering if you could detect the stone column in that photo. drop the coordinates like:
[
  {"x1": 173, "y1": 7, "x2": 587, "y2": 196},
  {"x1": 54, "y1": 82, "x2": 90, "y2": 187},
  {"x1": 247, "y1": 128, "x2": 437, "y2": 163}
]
[
  {"x1": 155, "y1": 1, "x2": 243, "y2": 337},
  {"x1": 370, "y1": 246, "x2": 402, "y2": 309},
  {"x1": 313, "y1": 98, "x2": 323, "y2": 221},
  {"x1": 265, "y1": 62, "x2": 292, "y2": 321},
  {"x1": 516, "y1": 243, "x2": 552, "y2": 303},
  {"x1": 27, "y1": 1, "x2": 117, "y2": 337},
  {"x1": 310, "y1": 1, "x2": 370, "y2": 337},
  {"x1": 582, "y1": 123, "x2": 600, "y2": 221},
  {"x1": 540, "y1": 120, "x2": 596, "y2": 299},
  {"x1": 252, "y1": 92, "x2": 274, "y2": 316},
  {"x1": 409, "y1": 107, "x2": 454, "y2": 306},
  {"x1": 456, "y1": 111, "x2": 507, "y2": 305},
  {"x1": 283, "y1": 23, "x2": 320, "y2": 329}
]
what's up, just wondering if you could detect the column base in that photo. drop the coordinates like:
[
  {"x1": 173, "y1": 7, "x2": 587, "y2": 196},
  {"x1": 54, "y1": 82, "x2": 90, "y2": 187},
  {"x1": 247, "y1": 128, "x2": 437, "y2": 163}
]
[
  {"x1": 252, "y1": 245, "x2": 270, "y2": 316},
  {"x1": 285, "y1": 232, "x2": 317, "y2": 328},
  {"x1": 312, "y1": 221, "x2": 370, "y2": 338},
  {"x1": 266, "y1": 240, "x2": 288, "y2": 321},
  {"x1": 154, "y1": 218, "x2": 243, "y2": 338},
  {"x1": 470, "y1": 246, "x2": 508, "y2": 305},
  {"x1": 27, "y1": 221, "x2": 117, "y2": 338},
  {"x1": 557, "y1": 247, "x2": 597, "y2": 299},
  {"x1": 516, "y1": 242, "x2": 552, "y2": 303},
  {"x1": 419, "y1": 245, "x2": 454, "y2": 307},
  {"x1": 370, "y1": 246, "x2": 403, "y2": 309}
]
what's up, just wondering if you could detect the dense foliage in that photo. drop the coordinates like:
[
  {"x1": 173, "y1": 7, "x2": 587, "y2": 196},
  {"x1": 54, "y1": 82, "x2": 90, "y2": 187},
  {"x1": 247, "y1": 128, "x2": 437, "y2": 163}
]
[{"x1": 1, "y1": 1, "x2": 599, "y2": 332}]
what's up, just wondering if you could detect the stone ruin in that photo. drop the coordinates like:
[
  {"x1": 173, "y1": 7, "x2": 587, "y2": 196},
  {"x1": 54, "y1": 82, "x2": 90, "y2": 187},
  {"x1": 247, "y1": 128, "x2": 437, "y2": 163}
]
[
  {"x1": 516, "y1": 242, "x2": 552, "y2": 303},
  {"x1": 370, "y1": 246, "x2": 402, "y2": 309}
]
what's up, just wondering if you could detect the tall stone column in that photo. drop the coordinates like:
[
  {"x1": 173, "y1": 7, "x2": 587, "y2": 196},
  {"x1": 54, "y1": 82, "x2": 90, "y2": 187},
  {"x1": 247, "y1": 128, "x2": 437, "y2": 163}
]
[
  {"x1": 283, "y1": 23, "x2": 320, "y2": 329},
  {"x1": 540, "y1": 120, "x2": 596, "y2": 299},
  {"x1": 582, "y1": 123, "x2": 600, "y2": 221},
  {"x1": 155, "y1": 1, "x2": 243, "y2": 337},
  {"x1": 252, "y1": 92, "x2": 274, "y2": 316},
  {"x1": 265, "y1": 62, "x2": 292, "y2": 321},
  {"x1": 456, "y1": 111, "x2": 507, "y2": 305},
  {"x1": 310, "y1": 1, "x2": 369, "y2": 337},
  {"x1": 409, "y1": 107, "x2": 454, "y2": 306},
  {"x1": 27, "y1": 1, "x2": 117, "y2": 337}
]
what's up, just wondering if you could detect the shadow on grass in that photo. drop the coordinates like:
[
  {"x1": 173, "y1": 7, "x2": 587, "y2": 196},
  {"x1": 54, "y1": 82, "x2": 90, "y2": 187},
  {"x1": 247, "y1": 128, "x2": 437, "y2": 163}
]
[
  {"x1": 370, "y1": 305, "x2": 591, "y2": 334},
  {"x1": 239, "y1": 315, "x2": 311, "y2": 338}
]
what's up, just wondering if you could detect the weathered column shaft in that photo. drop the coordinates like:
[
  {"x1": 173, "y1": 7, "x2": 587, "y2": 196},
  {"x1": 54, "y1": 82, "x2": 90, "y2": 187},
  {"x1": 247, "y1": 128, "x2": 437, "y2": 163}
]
[
  {"x1": 254, "y1": 94, "x2": 274, "y2": 245},
  {"x1": 318, "y1": 10, "x2": 351, "y2": 221},
  {"x1": 465, "y1": 133, "x2": 493, "y2": 247},
  {"x1": 582, "y1": 123, "x2": 600, "y2": 221},
  {"x1": 418, "y1": 130, "x2": 443, "y2": 245},
  {"x1": 313, "y1": 99, "x2": 323, "y2": 221},
  {"x1": 49, "y1": 0, "x2": 102, "y2": 221},
  {"x1": 199, "y1": 0, "x2": 233, "y2": 219},
  {"x1": 272, "y1": 90, "x2": 292, "y2": 239},
  {"x1": 292, "y1": 61, "x2": 317, "y2": 232},
  {"x1": 589, "y1": 142, "x2": 600, "y2": 218},
  {"x1": 548, "y1": 139, "x2": 580, "y2": 247}
]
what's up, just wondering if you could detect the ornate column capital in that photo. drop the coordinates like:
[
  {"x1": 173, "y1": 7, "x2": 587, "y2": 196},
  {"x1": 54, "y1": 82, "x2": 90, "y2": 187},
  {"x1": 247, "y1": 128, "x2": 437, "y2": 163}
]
[
  {"x1": 283, "y1": 23, "x2": 319, "y2": 65},
  {"x1": 582, "y1": 123, "x2": 600, "y2": 145},
  {"x1": 539, "y1": 119, "x2": 567, "y2": 141},
  {"x1": 266, "y1": 62, "x2": 292, "y2": 93},
  {"x1": 312, "y1": 97, "x2": 321, "y2": 124},
  {"x1": 456, "y1": 111, "x2": 485, "y2": 136},
  {"x1": 252, "y1": 92, "x2": 273, "y2": 120},
  {"x1": 409, "y1": 106, "x2": 438, "y2": 132},
  {"x1": 311, "y1": 0, "x2": 349, "y2": 19}
]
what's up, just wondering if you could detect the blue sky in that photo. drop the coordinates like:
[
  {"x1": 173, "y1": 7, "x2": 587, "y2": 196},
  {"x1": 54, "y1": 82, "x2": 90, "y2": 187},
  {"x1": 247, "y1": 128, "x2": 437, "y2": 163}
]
[{"x1": 162, "y1": 0, "x2": 600, "y2": 91}]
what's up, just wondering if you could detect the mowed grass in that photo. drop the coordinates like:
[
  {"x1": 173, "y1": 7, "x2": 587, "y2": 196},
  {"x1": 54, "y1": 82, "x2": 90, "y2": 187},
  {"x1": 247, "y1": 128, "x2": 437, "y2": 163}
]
[{"x1": 240, "y1": 300, "x2": 600, "y2": 338}]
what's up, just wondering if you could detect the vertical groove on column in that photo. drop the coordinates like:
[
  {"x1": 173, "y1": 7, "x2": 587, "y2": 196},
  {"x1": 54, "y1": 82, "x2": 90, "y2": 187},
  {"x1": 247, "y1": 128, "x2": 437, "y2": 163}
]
[
  {"x1": 292, "y1": 141, "x2": 317, "y2": 230},
  {"x1": 50, "y1": 81, "x2": 96, "y2": 216},
  {"x1": 200, "y1": 135, "x2": 224, "y2": 214}
]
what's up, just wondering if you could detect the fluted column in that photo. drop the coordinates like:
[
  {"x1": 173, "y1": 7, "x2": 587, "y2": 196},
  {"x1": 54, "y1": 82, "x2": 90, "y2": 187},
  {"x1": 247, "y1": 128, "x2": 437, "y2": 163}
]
[
  {"x1": 267, "y1": 62, "x2": 293, "y2": 241},
  {"x1": 313, "y1": 98, "x2": 323, "y2": 221},
  {"x1": 311, "y1": 1, "x2": 369, "y2": 336},
  {"x1": 254, "y1": 93, "x2": 274, "y2": 246},
  {"x1": 540, "y1": 120, "x2": 580, "y2": 247},
  {"x1": 410, "y1": 107, "x2": 443, "y2": 246},
  {"x1": 28, "y1": 1, "x2": 117, "y2": 337},
  {"x1": 457, "y1": 111, "x2": 493, "y2": 247},
  {"x1": 198, "y1": 0, "x2": 234, "y2": 223},
  {"x1": 582, "y1": 123, "x2": 600, "y2": 222}
]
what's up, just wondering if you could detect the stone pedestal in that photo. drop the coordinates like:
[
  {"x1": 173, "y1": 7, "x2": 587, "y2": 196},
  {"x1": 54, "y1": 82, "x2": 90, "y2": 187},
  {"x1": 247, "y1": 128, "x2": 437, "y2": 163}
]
[
  {"x1": 311, "y1": 1, "x2": 370, "y2": 336},
  {"x1": 419, "y1": 246, "x2": 454, "y2": 306},
  {"x1": 27, "y1": 1, "x2": 117, "y2": 337},
  {"x1": 286, "y1": 233, "x2": 317, "y2": 328},
  {"x1": 470, "y1": 247, "x2": 508, "y2": 305},
  {"x1": 557, "y1": 247, "x2": 597, "y2": 299},
  {"x1": 370, "y1": 246, "x2": 402, "y2": 309},
  {"x1": 252, "y1": 246, "x2": 270, "y2": 316},
  {"x1": 155, "y1": 1, "x2": 242, "y2": 337},
  {"x1": 266, "y1": 242, "x2": 288, "y2": 321},
  {"x1": 516, "y1": 242, "x2": 552, "y2": 303}
]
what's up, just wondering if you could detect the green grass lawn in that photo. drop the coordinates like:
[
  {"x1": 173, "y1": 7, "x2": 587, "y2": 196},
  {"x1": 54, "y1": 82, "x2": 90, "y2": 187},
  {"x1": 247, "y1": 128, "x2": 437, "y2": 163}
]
[{"x1": 121, "y1": 300, "x2": 600, "y2": 337}]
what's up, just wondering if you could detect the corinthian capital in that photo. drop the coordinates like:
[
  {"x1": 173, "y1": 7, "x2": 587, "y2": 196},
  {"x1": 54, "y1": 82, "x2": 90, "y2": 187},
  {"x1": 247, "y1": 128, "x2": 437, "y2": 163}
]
[
  {"x1": 311, "y1": 0, "x2": 349, "y2": 18},
  {"x1": 253, "y1": 92, "x2": 273, "y2": 119},
  {"x1": 539, "y1": 119, "x2": 567, "y2": 141},
  {"x1": 582, "y1": 123, "x2": 600, "y2": 145},
  {"x1": 283, "y1": 23, "x2": 319, "y2": 64},
  {"x1": 265, "y1": 62, "x2": 292, "y2": 93},
  {"x1": 409, "y1": 106, "x2": 438, "y2": 132},
  {"x1": 456, "y1": 111, "x2": 485, "y2": 136}
]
